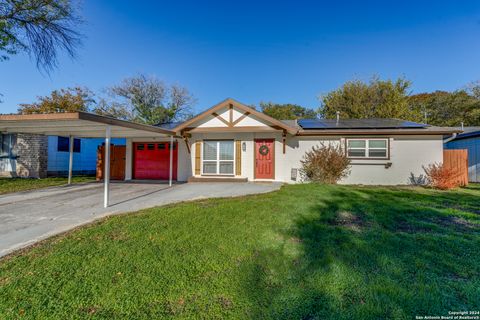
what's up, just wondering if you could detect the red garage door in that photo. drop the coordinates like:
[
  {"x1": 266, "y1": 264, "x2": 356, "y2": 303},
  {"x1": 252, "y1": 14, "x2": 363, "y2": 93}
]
[{"x1": 133, "y1": 142, "x2": 178, "y2": 180}]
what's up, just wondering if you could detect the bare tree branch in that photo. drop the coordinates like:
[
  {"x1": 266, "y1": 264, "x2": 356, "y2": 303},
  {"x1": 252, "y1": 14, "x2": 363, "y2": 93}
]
[
  {"x1": 103, "y1": 74, "x2": 195, "y2": 125},
  {"x1": 0, "y1": 0, "x2": 83, "y2": 72}
]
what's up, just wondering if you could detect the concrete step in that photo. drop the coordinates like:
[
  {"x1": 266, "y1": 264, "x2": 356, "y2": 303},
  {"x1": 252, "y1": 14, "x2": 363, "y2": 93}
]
[{"x1": 187, "y1": 176, "x2": 248, "y2": 183}]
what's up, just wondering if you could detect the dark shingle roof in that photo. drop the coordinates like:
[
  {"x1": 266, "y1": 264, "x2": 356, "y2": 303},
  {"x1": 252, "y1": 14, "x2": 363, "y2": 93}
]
[
  {"x1": 155, "y1": 121, "x2": 185, "y2": 130},
  {"x1": 297, "y1": 118, "x2": 428, "y2": 130},
  {"x1": 280, "y1": 119, "x2": 299, "y2": 128}
]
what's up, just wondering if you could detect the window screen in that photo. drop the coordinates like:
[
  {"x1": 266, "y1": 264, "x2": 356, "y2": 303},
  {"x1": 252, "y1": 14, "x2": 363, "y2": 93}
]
[
  {"x1": 202, "y1": 140, "x2": 234, "y2": 175},
  {"x1": 347, "y1": 139, "x2": 388, "y2": 159}
]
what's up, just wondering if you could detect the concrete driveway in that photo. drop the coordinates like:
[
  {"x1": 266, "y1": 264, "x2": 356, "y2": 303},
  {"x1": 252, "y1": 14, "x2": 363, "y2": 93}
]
[{"x1": 0, "y1": 181, "x2": 281, "y2": 257}]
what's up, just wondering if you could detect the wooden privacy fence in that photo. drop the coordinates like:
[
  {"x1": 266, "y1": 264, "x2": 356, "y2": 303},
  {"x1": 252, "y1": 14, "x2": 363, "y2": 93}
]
[
  {"x1": 443, "y1": 149, "x2": 469, "y2": 186},
  {"x1": 96, "y1": 145, "x2": 126, "y2": 181}
]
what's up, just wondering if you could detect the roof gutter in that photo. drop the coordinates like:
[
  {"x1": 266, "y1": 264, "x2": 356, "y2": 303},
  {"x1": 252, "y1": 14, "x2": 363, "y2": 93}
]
[
  {"x1": 297, "y1": 129, "x2": 462, "y2": 136},
  {"x1": 443, "y1": 133, "x2": 458, "y2": 143}
]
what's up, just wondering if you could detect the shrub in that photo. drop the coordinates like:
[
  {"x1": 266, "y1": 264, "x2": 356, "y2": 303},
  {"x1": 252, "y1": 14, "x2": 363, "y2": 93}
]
[
  {"x1": 423, "y1": 163, "x2": 460, "y2": 190},
  {"x1": 300, "y1": 143, "x2": 351, "y2": 184},
  {"x1": 408, "y1": 173, "x2": 428, "y2": 186}
]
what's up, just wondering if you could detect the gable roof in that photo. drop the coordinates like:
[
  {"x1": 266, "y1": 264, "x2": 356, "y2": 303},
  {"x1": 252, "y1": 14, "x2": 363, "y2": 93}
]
[
  {"x1": 169, "y1": 98, "x2": 461, "y2": 136},
  {"x1": 172, "y1": 98, "x2": 298, "y2": 135}
]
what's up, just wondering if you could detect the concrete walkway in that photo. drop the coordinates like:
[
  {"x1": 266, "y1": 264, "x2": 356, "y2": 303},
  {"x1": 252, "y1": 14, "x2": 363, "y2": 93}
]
[{"x1": 0, "y1": 181, "x2": 281, "y2": 257}]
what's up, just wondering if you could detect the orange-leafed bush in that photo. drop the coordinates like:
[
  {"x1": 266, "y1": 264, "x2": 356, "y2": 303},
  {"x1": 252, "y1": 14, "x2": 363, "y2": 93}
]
[
  {"x1": 301, "y1": 143, "x2": 351, "y2": 184},
  {"x1": 423, "y1": 163, "x2": 460, "y2": 190}
]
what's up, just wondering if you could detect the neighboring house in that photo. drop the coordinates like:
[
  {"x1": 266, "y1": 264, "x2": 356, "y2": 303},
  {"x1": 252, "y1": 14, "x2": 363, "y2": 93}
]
[
  {"x1": 47, "y1": 136, "x2": 125, "y2": 176},
  {"x1": 444, "y1": 127, "x2": 480, "y2": 182},
  {"x1": 0, "y1": 133, "x2": 124, "y2": 178},
  {"x1": 122, "y1": 98, "x2": 458, "y2": 185}
]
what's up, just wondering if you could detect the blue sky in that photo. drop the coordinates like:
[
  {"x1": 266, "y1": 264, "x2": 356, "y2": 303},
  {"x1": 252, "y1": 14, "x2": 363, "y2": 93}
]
[{"x1": 1, "y1": 0, "x2": 480, "y2": 114}]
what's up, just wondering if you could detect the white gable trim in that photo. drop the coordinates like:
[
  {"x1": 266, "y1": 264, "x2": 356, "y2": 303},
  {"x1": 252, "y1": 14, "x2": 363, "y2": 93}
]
[
  {"x1": 172, "y1": 98, "x2": 298, "y2": 135},
  {"x1": 187, "y1": 105, "x2": 271, "y2": 129}
]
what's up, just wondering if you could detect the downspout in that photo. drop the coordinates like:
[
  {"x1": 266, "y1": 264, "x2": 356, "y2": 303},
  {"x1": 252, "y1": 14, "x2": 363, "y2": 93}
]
[{"x1": 443, "y1": 133, "x2": 458, "y2": 144}]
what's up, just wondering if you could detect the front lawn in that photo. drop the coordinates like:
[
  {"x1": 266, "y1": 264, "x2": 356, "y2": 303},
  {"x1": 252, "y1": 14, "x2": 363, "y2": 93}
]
[
  {"x1": 0, "y1": 176, "x2": 95, "y2": 195},
  {"x1": 0, "y1": 184, "x2": 479, "y2": 319}
]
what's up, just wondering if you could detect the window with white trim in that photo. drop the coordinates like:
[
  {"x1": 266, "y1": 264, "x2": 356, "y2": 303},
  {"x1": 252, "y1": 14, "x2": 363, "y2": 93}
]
[
  {"x1": 202, "y1": 140, "x2": 235, "y2": 175},
  {"x1": 346, "y1": 138, "x2": 388, "y2": 159}
]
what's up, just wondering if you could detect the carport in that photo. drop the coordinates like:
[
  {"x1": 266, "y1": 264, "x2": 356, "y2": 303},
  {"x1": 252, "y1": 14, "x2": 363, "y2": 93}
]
[{"x1": 0, "y1": 112, "x2": 176, "y2": 207}]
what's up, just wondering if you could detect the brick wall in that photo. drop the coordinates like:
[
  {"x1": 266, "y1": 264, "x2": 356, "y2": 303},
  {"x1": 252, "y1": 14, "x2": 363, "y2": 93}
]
[{"x1": 13, "y1": 134, "x2": 48, "y2": 178}]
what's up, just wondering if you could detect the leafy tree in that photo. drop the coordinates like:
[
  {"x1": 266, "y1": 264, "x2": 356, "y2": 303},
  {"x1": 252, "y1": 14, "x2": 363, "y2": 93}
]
[
  {"x1": 103, "y1": 74, "x2": 195, "y2": 125},
  {"x1": 260, "y1": 102, "x2": 317, "y2": 120},
  {"x1": 319, "y1": 77, "x2": 415, "y2": 120},
  {"x1": 0, "y1": 0, "x2": 82, "y2": 71},
  {"x1": 409, "y1": 89, "x2": 480, "y2": 126},
  {"x1": 18, "y1": 87, "x2": 94, "y2": 114},
  {"x1": 319, "y1": 76, "x2": 480, "y2": 126}
]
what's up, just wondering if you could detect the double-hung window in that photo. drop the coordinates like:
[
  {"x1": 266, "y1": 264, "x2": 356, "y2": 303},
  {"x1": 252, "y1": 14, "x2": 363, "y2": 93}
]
[
  {"x1": 202, "y1": 140, "x2": 234, "y2": 175},
  {"x1": 347, "y1": 138, "x2": 388, "y2": 159}
]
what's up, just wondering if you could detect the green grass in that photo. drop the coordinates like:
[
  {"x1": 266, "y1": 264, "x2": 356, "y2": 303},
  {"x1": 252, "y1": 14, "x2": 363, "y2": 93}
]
[
  {"x1": 0, "y1": 176, "x2": 95, "y2": 195},
  {"x1": 0, "y1": 184, "x2": 479, "y2": 319}
]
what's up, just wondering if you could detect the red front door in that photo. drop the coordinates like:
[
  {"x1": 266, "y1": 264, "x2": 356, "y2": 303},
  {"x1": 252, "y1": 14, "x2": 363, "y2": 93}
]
[
  {"x1": 133, "y1": 142, "x2": 177, "y2": 180},
  {"x1": 255, "y1": 139, "x2": 274, "y2": 179}
]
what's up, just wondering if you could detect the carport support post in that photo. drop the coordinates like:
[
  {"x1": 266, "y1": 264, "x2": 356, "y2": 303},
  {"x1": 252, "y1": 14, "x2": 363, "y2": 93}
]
[
  {"x1": 104, "y1": 126, "x2": 111, "y2": 208},
  {"x1": 169, "y1": 135, "x2": 173, "y2": 187},
  {"x1": 68, "y1": 135, "x2": 74, "y2": 185}
]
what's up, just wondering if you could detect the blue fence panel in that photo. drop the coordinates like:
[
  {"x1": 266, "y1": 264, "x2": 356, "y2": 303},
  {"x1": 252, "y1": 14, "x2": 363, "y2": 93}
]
[{"x1": 47, "y1": 136, "x2": 125, "y2": 176}]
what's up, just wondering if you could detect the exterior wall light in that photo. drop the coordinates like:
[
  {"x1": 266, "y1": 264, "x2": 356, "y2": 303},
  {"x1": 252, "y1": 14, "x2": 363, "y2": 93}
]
[{"x1": 242, "y1": 142, "x2": 246, "y2": 152}]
